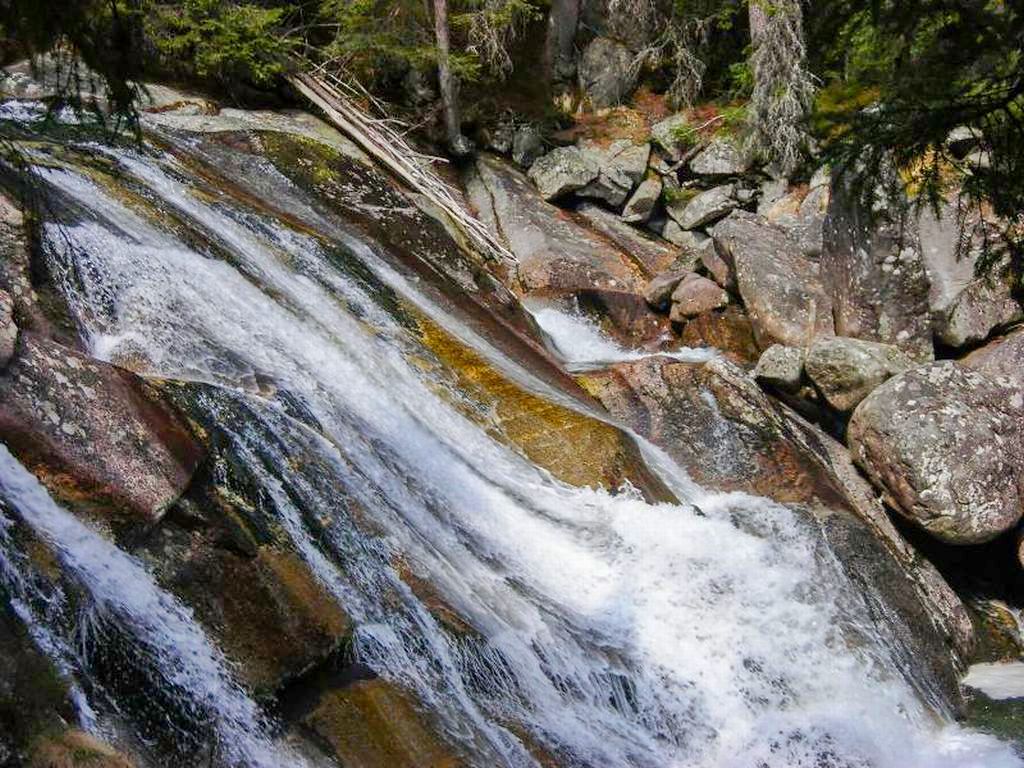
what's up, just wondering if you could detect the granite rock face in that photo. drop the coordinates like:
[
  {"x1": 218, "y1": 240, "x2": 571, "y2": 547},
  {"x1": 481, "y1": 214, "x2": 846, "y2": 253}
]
[
  {"x1": 804, "y1": 336, "x2": 913, "y2": 412},
  {"x1": 822, "y1": 172, "x2": 933, "y2": 361},
  {"x1": 578, "y1": 37, "x2": 637, "y2": 108},
  {"x1": 713, "y1": 211, "x2": 834, "y2": 349},
  {"x1": 848, "y1": 362, "x2": 1024, "y2": 545},
  {"x1": 527, "y1": 146, "x2": 600, "y2": 200}
]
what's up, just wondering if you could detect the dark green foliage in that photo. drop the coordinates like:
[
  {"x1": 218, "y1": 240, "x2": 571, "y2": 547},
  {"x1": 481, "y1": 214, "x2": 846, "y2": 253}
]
[
  {"x1": 812, "y1": 0, "x2": 1024, "y2": 276},
  {"x1": 147, "y1": 0, "x2": 299, "y2": 89}
]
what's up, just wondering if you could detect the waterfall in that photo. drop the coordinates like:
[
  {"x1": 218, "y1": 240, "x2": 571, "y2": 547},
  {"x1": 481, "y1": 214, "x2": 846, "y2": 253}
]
[
  {"x1": 0, "y1": 446, "x2": 307, "y2": 768},
  {"x1": 2, "y1": 120, "x2": 1019, "y2": 767}
]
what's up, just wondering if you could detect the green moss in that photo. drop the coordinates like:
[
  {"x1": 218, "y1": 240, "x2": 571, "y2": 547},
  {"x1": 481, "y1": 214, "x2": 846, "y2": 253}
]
[{"x1": 962, "y1": 691, "x2": 1024, "y2": 755}]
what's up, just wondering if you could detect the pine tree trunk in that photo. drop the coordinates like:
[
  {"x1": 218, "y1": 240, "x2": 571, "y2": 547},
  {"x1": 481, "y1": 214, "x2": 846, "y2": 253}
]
[
  {"x1": 432, "y1": 0, "x2": 471, "y2": 155},
  {"x1": 545, "y1": 0, "x2": 580, "y2": 83},
  {"x1": 748, "y1": 0, "x2": 769, "y2": 46}
]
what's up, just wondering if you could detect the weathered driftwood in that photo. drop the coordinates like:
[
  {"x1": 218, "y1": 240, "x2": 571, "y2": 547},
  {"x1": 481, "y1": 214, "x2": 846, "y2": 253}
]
[{"x1": 287, "y1": 69, "x2": 515, "y2": 269}]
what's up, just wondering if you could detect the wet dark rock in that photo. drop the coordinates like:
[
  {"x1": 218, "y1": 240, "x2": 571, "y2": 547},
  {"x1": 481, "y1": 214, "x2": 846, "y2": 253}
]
[
  {"x1": 678, "y1": 306, "x2": 760, "y2": 364},
  {"x1": 848, "y1": 362, "x2": 1024, "y2": 545},
  {"x1": 713, "y1": 211, "x2": 834, "y2": 349}
]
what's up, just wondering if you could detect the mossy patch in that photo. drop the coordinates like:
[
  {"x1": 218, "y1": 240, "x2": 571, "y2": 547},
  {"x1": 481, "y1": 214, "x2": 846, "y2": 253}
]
[
  {"x1": 29, "y1": 730, "x2": 135, "y2": 768},
  {"x1": 962, "y1": 690, "x2": 1024, "y2": 755}
]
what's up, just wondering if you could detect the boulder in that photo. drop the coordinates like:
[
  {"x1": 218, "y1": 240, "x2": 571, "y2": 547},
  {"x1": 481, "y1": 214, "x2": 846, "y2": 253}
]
[
  {"x1": 667, "y1": 184, "x2": 736, "y2": 230},
  {"x1": 935, "y1": 272, "x2": 1022, "y2": 348},
  {"x1": 0, "y1": 335, "x2": 203, "y2": 536},
  {"x1": 644, "y1": 270, "x2": 692, "y2": 311},
  {"x1": 512, "y1": 125, "x2": 545, "y2": 168},
  {"x1": 823, "y1": 171, "x2": 933, "y2": 361},
  {"x1": 678, "y1": 306, "x2": 760, "y2": 364},
  {"x1": 699, "y1": 234, "x2": 734, "y2": 289},
  {"x1": 527, "y1": 146, "x2": 600, "y2": 200},
  {"x1": 919, "y1": 204, "x2": 1022, "y2": 348},
  {"x1": 577, "y1": 140, "x2": 651, "y2": 207},
  {"x1": 804, "y1": 336, "x2": 913, "y2": 412},
  {"x1": 713, "y1": 211, "x2": 834, "y2": 349},
  {"x1": 848, "y1": 362, "x2": 1024, "y2": 544},
  {"x1": 0, "y1": 288, "x2": 15, "y2": 368},
  {"x1": 659, "y1": 219, "x2": 707, "y2": 252},
  {"x1": 669, "y1": 273, "x2": 729, "y2": 322},
  {"x1": 962, "y1": 326, "x2": 1024, "y2": 384},
  {"x1": 466, "y1": 156, "x2": 648, "y2": 295},
  {"x1": 689, "y1": 138, "x2": 749, "y2": 176},
  {"x1": 572, "y1": 202, "x2": 678, "y2": 276},
  {"x1": 754, "y1": 344, "x2": 805, "y2": 392},
  {"x1": 621, "y1": 177, "x2": 662, "y2": 223},
  {"x1": 650, "y1": 113, "x2": 691, "y2": 162},
  {"x1": 578, "y1": 37, "x2": 637, "y2": 108}
]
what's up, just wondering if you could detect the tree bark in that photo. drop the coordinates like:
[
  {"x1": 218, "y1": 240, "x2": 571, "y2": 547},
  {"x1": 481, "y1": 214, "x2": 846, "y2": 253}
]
[
  {"x1": 432, "y1": 0, "x2": 471, "y2": 155},
  {"x1": 544, "y1": 0, "x2": 580, "y2": 83},
  {"x1": 748, "y1": 0, "x2": 769, "y2": 46}
]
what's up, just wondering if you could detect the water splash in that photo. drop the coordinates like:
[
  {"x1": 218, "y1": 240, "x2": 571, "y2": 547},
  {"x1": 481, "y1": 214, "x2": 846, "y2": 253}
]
[{"x1": 0, "y1": 445, "x2": 305, "y2": 768}]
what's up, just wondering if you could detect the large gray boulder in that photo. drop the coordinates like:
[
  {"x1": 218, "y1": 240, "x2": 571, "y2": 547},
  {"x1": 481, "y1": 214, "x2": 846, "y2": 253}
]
[
  {"x1": 919, "y1": 205, "x2": 1022, "y2": 347},
  {"x1": 667, "y1": 184, "x2": 736, "y2": 230},
  {"x1": 467, "y1": 156, "x2": 649, "y2": 295},
  {"x1": 935, "y1": 272, "x2": 1022, "y2": 348},
  {"x1": 527, "y1": 146, "x2": 600, "y2": 200},
  {"x1": 578, "y1": 140, "x2": 650, "y2": 207},
  {"x1": 713, "y1": 211, "x2": 834, "y2": 349},
  {"x1": 578, "y1": 37, "x2": 637, "y2": 108},
  {"x1": 689, "y1": 138, "x2": 749, "y2": 176},
  {"x1": 804, "y1": 336, "x2": 913, "y2": 412},
  {"x1": 823, "y1": 172, "x2": 933, "y2": 361},
  {"x1": 848, "y1": 362, "x2": 1024, "y2": 544},
  {"x1": 754, "y1": 344, "x2": 805, "y2": 391}
]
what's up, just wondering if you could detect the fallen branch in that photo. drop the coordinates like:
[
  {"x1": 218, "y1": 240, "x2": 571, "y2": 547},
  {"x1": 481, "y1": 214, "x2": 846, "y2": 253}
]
[{"x1": 287, "y1": 69, "x2": 516, "y2": 269}]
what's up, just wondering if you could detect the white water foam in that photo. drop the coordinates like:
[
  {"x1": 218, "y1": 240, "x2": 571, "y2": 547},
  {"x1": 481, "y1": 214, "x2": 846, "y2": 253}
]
[
  {"x1": 26, "y1": 142, "x2": 1024, "y2": 768},
  {"x1": 0, "y1": 445, "x2": 305, "y2": 768},
  {"x1": 528, "y1": 302, "x2": 716, "y2": 372}
]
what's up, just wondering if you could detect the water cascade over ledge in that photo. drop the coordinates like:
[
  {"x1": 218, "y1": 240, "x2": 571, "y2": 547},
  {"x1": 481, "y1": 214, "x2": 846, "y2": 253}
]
[{"x1": 0, "y1": 110, "x2": 1020, "y2": 767}]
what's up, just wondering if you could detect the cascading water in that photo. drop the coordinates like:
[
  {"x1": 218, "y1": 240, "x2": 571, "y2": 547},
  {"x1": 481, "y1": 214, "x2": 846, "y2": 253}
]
[{"x1": 2, "y1": 116, "x2": 1021, "y2": 767}]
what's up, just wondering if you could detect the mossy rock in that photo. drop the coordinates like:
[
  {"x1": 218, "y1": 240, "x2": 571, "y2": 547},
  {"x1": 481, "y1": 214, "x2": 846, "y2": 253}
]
[
  {"x1": 962, "y1": 690, "x2": 1024, "y2": 755},
  {"x1": 29, "y1": 730, "x2": 135, "y2": 768},
  {"x1": 303, "y1": 679, "x2": 463, "y2": 768},
  {"x1": 415, "y1": 313, "x2": 670, "y2": 499}
]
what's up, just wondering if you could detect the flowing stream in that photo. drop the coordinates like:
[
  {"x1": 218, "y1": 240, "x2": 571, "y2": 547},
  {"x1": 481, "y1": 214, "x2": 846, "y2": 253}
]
[{"x1": 1, "y1": 120, "x2": 1021, "y2": 767}]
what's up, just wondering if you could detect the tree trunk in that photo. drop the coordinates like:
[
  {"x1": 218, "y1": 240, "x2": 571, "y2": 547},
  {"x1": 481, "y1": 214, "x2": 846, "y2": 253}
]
[
  {"x1": 544, "y1": 0, "x2": 580, "y2": 83},
  {"x1": 432, "y1": 0, "x2": 471, "y2": 156},
  {"x1": 748, "y1": 0, "x2": 769, "y2": 46}
]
